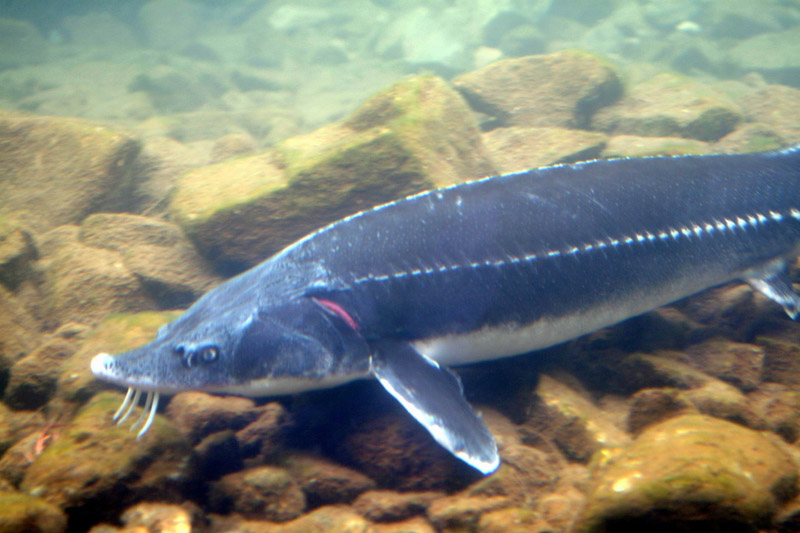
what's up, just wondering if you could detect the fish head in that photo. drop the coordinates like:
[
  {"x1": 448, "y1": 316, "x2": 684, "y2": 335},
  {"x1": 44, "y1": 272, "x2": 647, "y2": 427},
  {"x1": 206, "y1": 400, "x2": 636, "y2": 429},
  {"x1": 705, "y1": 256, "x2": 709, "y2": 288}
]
[{"x1": 91, "y1": 296, "x2": 371, "y2": 396}]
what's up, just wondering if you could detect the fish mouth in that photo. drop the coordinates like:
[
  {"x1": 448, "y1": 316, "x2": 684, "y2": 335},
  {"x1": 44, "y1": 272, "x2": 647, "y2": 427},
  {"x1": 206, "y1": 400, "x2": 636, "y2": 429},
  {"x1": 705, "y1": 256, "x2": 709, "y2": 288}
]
[{"x1": 91, "y1": 353, "x2": 161, "y2": 438}]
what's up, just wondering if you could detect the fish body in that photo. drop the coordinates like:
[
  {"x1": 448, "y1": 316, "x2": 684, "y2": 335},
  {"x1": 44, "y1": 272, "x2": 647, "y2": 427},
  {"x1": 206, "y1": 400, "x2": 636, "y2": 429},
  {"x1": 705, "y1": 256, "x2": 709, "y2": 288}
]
[{"x1": 92, "y1": 147, "x2": 800, "y2": 473}]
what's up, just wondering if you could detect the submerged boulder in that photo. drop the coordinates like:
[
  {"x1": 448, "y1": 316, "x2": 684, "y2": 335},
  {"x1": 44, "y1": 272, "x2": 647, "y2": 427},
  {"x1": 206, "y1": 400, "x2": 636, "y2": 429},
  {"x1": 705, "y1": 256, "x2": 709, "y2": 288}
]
[
  {"x1": 0, "y1": 111, "x2": 140, "y2": 233},
  {"x1": 453, "y1": 50, "x2": 622, "y2": 129},
  {"x1": 170, "y1": 75, "x2": 494, "y2": 272},
  {"x1": 576, "y1": 414, "x2": 798, "y2": 532},
  {"x1": 20, "y1": 392, "x2": 193, "y2": 530}
]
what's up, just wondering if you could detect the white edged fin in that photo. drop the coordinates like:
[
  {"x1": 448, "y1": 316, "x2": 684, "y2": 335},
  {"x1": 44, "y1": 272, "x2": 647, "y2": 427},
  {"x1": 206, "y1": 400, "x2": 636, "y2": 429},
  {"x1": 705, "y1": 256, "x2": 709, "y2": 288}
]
[
  {"x1": 746, "y1": 269, "x2": 800, "y2": 319},
  {"x1": 369, "y1": 341, "x2": 499, "y2": 474}
]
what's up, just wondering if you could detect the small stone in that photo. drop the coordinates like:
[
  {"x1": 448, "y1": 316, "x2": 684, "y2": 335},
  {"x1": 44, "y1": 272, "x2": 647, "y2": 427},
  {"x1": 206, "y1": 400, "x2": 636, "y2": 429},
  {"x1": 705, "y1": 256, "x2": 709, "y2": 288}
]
[
  {"x1": 210, "y1": 465, "x2": 306, "y2": 522},
  {"x1": 274, "y1": 505, "x2": 369, "y2": 533},
  {"x1": 166, "y1": 392, "x2": 260, "y2": 443},
  {"x1": 353, "y1": 490, "x2": 440, "y2": 522},
  {"x1": 680, "y1": 379, "x2": 766, "y2": 430},
  {"x1": 738, "y1": 85, "x2": 800, "y2": 145},
  {"x1": 282, "y1": 453, "x2": 376, "y2": 507}
]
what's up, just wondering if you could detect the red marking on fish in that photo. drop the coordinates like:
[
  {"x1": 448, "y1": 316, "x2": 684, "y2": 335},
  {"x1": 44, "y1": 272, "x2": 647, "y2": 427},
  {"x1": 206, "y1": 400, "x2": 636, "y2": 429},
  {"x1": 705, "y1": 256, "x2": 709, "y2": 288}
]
[{"x1": 313, "y1": 298, "x2": 359, "y2": 331}]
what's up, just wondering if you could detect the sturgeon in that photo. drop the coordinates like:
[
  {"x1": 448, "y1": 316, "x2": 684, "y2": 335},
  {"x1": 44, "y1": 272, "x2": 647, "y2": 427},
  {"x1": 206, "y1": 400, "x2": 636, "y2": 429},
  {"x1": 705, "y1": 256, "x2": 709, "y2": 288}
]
[{"x1": 92, "y1": 146, "x2": 800, "y2": 474}]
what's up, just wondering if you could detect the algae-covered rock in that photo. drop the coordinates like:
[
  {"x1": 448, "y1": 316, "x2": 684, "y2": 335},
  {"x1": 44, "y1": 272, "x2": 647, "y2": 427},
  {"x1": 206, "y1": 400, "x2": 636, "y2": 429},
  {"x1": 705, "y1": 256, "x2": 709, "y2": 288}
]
[
  {"x1": 0, "y1": 285, "x2": 40, "y2": 369},
  {"x1": 427, "y1": 494, "x2": 511, "y2": 532},
  {"x1": 713, "y1": 122, "x2": 786, "y2": 154},
  {"x1": 757, "y1": 335, "x2": 800, "y2": 388},
  {"x1": 453, "y1": 50, "x2": 622, "y2": 129},
  {"x1": 20, "y1": 392, "x2": 193, "y2": 525},
  {"x1": 520, "y1": 374, "x2": 629, "y2": 463},
  {"x1": 171, "y1": 75, "x2": 494, "y2": 272},
  {"x1": 0, "y1": 111, "x2": 140, "y2": 233},
  {"x1": 684, "y1": 338, "x2": 764, "y2": 391},
  {"x1": 209, "y1": 465, "x2": 306, "y2": 522},
  {"x1": 576, "y1": 414, "x2": 798, "y2": 532},
  {"x1": 4, "y1": 339, "x2": 75, "y2": 410},
  {"x1": 281, "y1": 453, "x2": 376, "y2": 507},
  {"x1": 483, "y1": 127, "x2": 607, "y2": 173},
  {"x1": 593, "y1": 73, "x2": 742, "y2": 142},
  {"x1": 0, "y1": 490, "x2": 67, "y2": 533},
  {"x1": 166, "y1": 391, "x2": 260, "y2": 443},
  {"x1": 56, "y1": 311, "x2": 181, "y2": 403}
]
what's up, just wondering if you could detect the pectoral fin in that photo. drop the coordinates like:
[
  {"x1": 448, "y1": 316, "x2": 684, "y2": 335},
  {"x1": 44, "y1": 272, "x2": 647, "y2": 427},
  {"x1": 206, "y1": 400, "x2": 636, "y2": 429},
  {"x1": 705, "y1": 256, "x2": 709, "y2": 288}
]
[
  {"x1": 370, "y1": 340, "x2": 499, "y2": 474},
  {"x1": 746, "y1": 267, "x2": 800, "y2": 319}
]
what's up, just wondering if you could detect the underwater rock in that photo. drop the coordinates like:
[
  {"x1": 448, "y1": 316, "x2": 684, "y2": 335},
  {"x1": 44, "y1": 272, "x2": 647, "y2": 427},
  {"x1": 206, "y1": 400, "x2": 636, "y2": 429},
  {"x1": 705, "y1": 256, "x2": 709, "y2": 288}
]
[
  {"x1": 79, "y1": 213, "x2": 220, "y2": 308},
  {"x1": 0, "y1": 110, "x2": 140, "y2": 233},
  {"x1": 749, "y1": 383, "x2": 800, "y2": 443},
  {"x1": 680, "y1": 379, "x2": 766, "y2": 430},
  {"x1": 61, "y1": 12, "x2": 138, "y2": 49},
  {"x1": 482, "y1": 126, "x2": 606, "y2": 173},
  {"x1": 20, "y1": 392, "x2": 194, "y2": 527},
  {"x1": 171, "y1": 75, "x2": 494, "y2": 273},
  {"x1": 427, "y1": 494, "x2": 511, "y2": 532},
  {"x1": 739, "y1": 85, "x2": 800, "y2": 145},
  {"x1": 281, "y1": 453, "x2": 376, "y2": 507},
  {"x1": 684, "y1": 338, "x2": 764, "y2": 391},
  {"x1": 732, "y1": 29, "x2": 800, "y2": 87},
  {"x1": 625, "y1": 387, "x2": 692, "y2": 435},
  {"x1": 166, "y1": 392, "x2": 260, "y2": 444},
  {"x1": 234, "y1": 401, "x2": 291, "y2": 460},
  {"x1": 519, "y1": 374, "x2": 629, "y2": 463},
  {"x1": 209, "y1": 465, "x2": 306, "y2": 522},
  {"x1": 714, "y1": 122, "x2": 786, "y2": 154},
  {"x1": 0, "y1": 219, "x2": 37, "y2": 291},
  {"x1": 210, "y1": 133, "x2": 258, "y2": 163},
  {"x1": 338, "y1": 410, "x2": 475, "y2": 492},
  {"x1": 601, "y1": 135, "x2": 711, "y2": 158},
  {"x1": 41, "y1": 234, "x2": 153, "y2": 326},
  {"x1": 757, "y1": 335, "x2": 800, "y2": 388},
  {"x1": 119, "y1": 502, "x2": 199, "y2": 533},
  {"x1": 353, "y1": 490, "x2": 441, "y2": 523},
  {"x1": 0, "y1": 285, "x2": 40, "y2": 371},
  {"x1": 193, "y1": 430, "x2": 243, "y2": 481},
  {"x1": 593, "y1": 73, "x2": 742, "y2": 142},
  {"x1": 4, "y1": 339, "x2": 75, "y2": 410},
  {"x1": 465, "y1": 443, "x2": 561, "y2": 507},
  {"x1": 368, "y1": 516, "x2": 436, "y2": 533},
  {"x1": 453, "y1": 51, "x2": 622, "y2": 129},
  {"x1": 56, "y1": 311, "x2": 181, "y2": 403},
  {"x1": 476, "y1": 506, "x2": 551, "y2": 533},
  {"x1": 0, "y1": 489, "x2": 67, "y2": 533},
  {"x1": 576, "y1": 414, "x2": 798, "y2": 532}
]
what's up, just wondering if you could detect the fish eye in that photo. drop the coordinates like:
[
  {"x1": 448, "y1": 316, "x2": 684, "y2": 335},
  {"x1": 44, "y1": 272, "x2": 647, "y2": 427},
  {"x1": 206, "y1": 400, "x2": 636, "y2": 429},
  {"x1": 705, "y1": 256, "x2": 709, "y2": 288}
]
[
  {"x1": 174, "y1": 344, "x2": 186, "y2": 357},
  {"x1": 201, "y1": 346, "x2": 219, "y2": 363}
]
